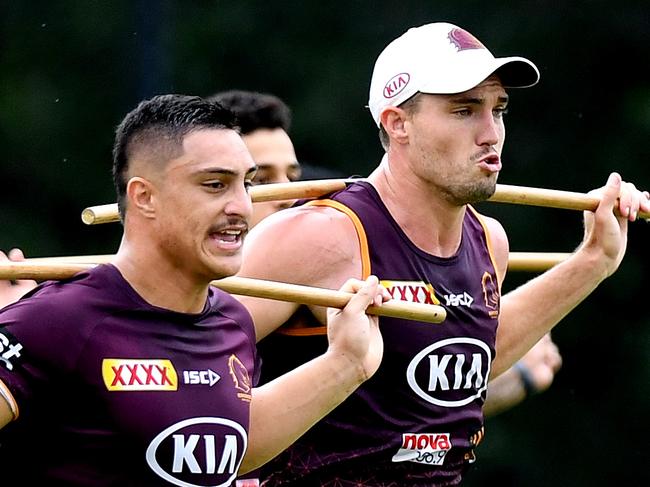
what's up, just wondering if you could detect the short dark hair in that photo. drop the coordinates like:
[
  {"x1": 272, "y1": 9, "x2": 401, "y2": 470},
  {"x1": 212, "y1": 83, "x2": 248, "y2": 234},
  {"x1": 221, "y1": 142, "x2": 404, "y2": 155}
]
[
  {"x1": 112, "y1": 94, "x2": 237, "y2": 220},
  {"x1": 207, "y1": 90, "x2": 292, "y2": 135}
]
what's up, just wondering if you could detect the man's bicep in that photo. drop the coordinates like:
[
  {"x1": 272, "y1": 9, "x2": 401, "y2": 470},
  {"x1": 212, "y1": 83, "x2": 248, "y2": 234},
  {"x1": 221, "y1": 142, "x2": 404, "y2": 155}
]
[
  {"x1": 238, "y1": 210, "x2": 321, "y2": 340},
  {"x1": 238, "y1": 205, "x2": 361, "y2": 340}
]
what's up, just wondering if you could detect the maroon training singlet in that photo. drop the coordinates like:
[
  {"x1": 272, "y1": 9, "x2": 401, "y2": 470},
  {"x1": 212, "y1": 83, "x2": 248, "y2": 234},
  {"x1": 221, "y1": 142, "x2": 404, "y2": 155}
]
[{"x1": 259, "y1": 181, "x2": 501, "y2": 486}]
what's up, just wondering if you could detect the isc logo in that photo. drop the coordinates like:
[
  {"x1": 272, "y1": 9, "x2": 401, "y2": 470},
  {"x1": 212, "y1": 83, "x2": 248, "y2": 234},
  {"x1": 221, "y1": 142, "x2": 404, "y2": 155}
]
[
  {"x1": 146, "y1": 417, "x2": 247, "y2": 487},
  {"x1": 443, "y1": 292, "x2": 474, "y2": 307},
  {"x1": 0, "y1": 330, "x2": 23, "y2": 371},
  {"x1": 102, "y1": 359, "x2": 178, "y2": 391},
  {"x1": 406, "y1": 337, "x2": 492, "y2": 407},
  {"x1": 183, "y1": 369, "x2": 221, "y2": 387}
]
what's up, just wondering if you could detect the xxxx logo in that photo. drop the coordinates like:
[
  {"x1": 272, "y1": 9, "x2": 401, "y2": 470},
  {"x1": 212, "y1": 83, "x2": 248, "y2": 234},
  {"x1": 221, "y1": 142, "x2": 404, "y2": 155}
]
[
  {"x1": 102, "y1": 359, "x2": 178, "y2": 391},
  {"x1": 381, "y1": 280, "x2": 441, "y2": 305}
]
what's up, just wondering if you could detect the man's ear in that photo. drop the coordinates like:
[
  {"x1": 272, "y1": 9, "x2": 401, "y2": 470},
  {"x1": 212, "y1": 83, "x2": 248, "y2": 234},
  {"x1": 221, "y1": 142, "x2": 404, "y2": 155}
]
[
  {"x1": 379, "y1": 107, "x2": 410, "y2": 145},
  {"x1": 126, "y1": 177, "x2": 157, "y2": 218}
]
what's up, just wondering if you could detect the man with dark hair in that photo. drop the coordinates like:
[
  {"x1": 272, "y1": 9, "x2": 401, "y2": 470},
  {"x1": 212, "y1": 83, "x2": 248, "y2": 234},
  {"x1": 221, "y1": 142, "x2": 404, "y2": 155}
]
[
  {"x1": 0, "y1": 94, "x2": 387, "y2": 486},
  {"x1": 208, "y1": 90, "x2": 292, "y2": 135},
  {"x1": 236, "y1": 23, "x2": 649, "y2": 486},
  {"x1": 208, "y1": 90, "x2": 302, "y2": 227}
]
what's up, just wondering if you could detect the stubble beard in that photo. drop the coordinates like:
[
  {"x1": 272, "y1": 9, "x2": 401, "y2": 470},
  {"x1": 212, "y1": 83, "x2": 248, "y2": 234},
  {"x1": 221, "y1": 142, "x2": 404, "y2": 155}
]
[
  {"x1": 440, "y1": 176, "x2": 498, "y2": 206},
  {"x1": 420, "y1": 147, "x2": 498, "y2": 206}
]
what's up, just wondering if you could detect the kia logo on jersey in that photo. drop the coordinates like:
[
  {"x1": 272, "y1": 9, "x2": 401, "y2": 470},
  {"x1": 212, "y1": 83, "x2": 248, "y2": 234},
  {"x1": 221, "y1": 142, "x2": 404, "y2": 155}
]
[
  {"x1": 146, "y1": 417, "x2": 247, "y2": 487},
  {"x1": 406, "y1": 337, "x2": 492, "y2": 407}
]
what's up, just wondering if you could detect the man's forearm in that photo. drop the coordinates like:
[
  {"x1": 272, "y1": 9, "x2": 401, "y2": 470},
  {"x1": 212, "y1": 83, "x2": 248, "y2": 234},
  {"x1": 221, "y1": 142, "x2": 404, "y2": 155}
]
[
  {"x1": 494, "y1": 247, "x2": 607, "y2": 376},
  {"x1": 241, "y1": 351, "x2": 366, "y2": 473},
  {"x1": 483, "y1": 367, "x2": 527, "y2": 417}
]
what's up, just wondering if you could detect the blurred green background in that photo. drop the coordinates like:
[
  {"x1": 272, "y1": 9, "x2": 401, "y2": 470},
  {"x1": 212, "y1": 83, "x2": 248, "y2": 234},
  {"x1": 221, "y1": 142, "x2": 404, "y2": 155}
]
[{"x1": 1, "y1": 1, "x2": 648, "y2": 485}]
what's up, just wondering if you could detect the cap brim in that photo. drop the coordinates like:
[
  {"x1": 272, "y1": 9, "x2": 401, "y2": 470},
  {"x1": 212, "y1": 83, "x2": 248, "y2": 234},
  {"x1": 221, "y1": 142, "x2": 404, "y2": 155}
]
[
  {"x1": 418, "y1": 55, "x2": 540, "y2": 95},
  {"x1": 492, "y1": 56, "x2": 540, "y2": 89}
]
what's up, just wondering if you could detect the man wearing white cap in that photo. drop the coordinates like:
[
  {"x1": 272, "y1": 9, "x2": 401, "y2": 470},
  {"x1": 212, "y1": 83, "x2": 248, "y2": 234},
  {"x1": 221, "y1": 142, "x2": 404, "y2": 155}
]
[{"x1": 238, "y1": 22, "x2": 650, "y2": 485}]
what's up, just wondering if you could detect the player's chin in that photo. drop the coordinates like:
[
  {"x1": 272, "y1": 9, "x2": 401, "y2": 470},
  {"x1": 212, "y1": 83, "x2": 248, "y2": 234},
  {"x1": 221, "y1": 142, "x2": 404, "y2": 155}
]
[
  {"x1": 458, "y1": 181, "x2": 496, "y2": 205},
  {"x1": 205, "y1": 255, "x2": 242, "y2": 280},
  {"x1": 201, "y1": 244, "x2": 243, "y2": 277}
]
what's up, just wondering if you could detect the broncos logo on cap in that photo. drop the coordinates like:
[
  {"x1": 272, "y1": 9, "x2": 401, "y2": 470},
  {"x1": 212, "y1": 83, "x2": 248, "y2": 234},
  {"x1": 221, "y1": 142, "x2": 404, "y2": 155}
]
[{"x1": 448, "y1": 28, "x2": 485, "y2": 51}]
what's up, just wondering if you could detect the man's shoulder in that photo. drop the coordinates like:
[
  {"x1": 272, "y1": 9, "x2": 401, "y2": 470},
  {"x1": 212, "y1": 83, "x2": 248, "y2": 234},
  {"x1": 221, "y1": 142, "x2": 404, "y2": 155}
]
[
  {"x1": 209, "y1": 287, "x2": 253, "y2": 320},
  {"x1": 1, "y1": 266, "x2": 118, "y2": 325},
  {"x1": 276, "y1": 201, "x2": 356, "y2": 225},
  {"x1": 258, "y1": 202, "x2": 358, "y2": 250},
  {"x1": 0, "y1": 270, "x2": 115, "y2": 373},
  {"x1": 467, "y1": 206, "x2": 509, "y2": 280},
  {"x1": 254, "y1": 200, "x2": 354, "y2": 240},
  {"x1": 248, "y1": 203, "x2": 358, "y2": 252},
  {"x1": 241, "y1": 203, "x2": 362, "y2": 288},
  {"x1": 208, "y1": 287, "x2": 257, "y2": 343}
]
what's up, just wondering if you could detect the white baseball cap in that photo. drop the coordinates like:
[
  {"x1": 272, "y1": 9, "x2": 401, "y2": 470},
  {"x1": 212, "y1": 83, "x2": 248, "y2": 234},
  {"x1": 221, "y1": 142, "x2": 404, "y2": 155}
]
[{"x1": 368, "y1": 22, "x2": 540, "y2": 126}]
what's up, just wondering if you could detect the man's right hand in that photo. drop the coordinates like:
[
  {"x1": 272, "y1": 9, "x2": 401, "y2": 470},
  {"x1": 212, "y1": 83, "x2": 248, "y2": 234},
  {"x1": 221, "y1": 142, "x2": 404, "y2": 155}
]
[
  {"x1": 326, "y1": 276, "x2": 388, "y2": 382},
  {"x1": 0, "y1": 248, "x2": 37, "y2": 308},
  {"x1": 580, "y1": 173, "x2": 650, "y2": 278}
]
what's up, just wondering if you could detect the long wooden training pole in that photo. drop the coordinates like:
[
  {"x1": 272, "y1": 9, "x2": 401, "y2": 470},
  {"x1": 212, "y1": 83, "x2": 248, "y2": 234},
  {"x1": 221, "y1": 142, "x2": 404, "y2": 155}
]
[
  {"x1": 489, "y1": 184, "x2": 648, "y2": 216},
  {"x1": 507, "y1": 252, "x2": 570, "y2": 272},
  {"x1": 22, "y1": 253, "x2": 572, "y2": 272},
  {"x1": 80, "y1": 179, "x2": 650, "y2": 225},
  {"x1": 0, "y1": 261, "x2": 445, "y2": 325},
  {"x1": 81, "y1": 179, "x2": 350, "y2": 225}
]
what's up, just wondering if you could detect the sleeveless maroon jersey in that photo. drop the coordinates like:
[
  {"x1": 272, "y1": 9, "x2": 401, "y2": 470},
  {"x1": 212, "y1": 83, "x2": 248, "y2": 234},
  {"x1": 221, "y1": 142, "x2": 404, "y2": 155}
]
[{"x1": 259, "y1": 181, "x2": 501, "y2": 486}]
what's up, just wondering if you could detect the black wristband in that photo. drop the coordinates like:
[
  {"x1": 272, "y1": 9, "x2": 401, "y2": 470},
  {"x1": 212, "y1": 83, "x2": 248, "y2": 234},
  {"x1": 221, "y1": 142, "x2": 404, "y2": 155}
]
[{"x1": 514, "y1": 361, "x2": 538, "y2": 396}]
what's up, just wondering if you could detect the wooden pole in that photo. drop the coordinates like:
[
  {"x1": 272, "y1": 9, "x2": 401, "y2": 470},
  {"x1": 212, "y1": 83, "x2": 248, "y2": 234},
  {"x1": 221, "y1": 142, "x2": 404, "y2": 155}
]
[
  {"x1": 0, "y1": 261, "x2": 446, "y2": 325},
  {"x1": 81, "y1": 179, "x2": 649, "y2": 225}
]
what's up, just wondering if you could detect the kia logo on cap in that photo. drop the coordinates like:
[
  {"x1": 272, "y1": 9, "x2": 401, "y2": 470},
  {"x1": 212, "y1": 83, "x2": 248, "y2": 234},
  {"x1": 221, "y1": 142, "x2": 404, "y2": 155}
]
[{"x1": 383, "y1": 73, "x2": 410, "y2": 99}]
